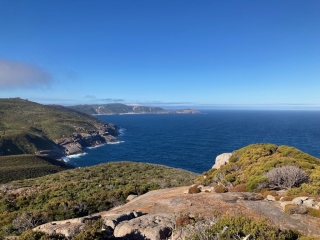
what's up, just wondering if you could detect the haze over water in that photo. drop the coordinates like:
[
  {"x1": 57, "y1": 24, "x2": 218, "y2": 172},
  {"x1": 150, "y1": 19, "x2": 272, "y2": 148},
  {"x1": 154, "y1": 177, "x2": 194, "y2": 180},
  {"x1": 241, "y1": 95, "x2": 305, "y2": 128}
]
[{"x1": 67, "y1": 111, "x2": 320, "y2": 173}]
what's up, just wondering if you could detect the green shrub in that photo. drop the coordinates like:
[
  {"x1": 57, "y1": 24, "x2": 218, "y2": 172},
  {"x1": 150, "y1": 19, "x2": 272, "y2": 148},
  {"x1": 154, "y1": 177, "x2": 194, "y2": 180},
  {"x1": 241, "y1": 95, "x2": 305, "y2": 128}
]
[
  {"x1": 246, "y1": 176, "x2": 268, "y2": 192},
  {"x1": 187, "y1": 214, "x2": 300, "y2": 240},
  {"x1": 73, "y1": 219, "x2": 104, "y2": 240}
]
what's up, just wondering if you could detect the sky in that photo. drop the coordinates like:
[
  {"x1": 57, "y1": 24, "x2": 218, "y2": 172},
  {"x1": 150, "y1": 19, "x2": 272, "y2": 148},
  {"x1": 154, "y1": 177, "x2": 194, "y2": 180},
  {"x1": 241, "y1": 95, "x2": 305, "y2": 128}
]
[{"x1": 0, "y1": 0, "x2": 320, "y2": 110}]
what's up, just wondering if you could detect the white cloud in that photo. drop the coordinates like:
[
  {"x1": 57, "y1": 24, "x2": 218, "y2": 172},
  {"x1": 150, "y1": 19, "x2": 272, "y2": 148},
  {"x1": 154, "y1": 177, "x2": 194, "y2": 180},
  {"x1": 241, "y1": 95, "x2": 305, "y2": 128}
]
[{"x1": 0, "y1": 59, "x2": 52, "y2": 89}]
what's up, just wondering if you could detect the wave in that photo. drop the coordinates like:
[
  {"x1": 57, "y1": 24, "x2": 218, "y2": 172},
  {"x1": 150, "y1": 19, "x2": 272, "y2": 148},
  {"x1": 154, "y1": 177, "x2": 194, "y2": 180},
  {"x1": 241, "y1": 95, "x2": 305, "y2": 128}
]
[
  {"x1": 107, "y1": 141, "x2": 124, "y2": 145},
  {"x1": 61, "y1": 152, "x2": 88, "y2": 162},
  {"x1": 86, "y1": 143, "x2": 106, "y2": 149},
  {"x1": 119, "y1": 128, "x2": 126, "y2": 136}
]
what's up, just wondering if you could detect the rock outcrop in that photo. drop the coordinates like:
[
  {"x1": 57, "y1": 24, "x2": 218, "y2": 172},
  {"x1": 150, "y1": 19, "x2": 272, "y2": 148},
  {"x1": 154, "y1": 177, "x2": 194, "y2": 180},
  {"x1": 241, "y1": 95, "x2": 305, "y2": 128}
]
[
  {"x1": 212, "y1": 153, "x2": 232, "y2": 169},
  {"x1": 113, "y1": 214, "x2": 175, "y2": 239},
  {"x1": 33, "y1": 186, "x2": 320, "y2": 239},
  {"x1": 36, "y1": 123, "x2": 120, "y2": 159}
]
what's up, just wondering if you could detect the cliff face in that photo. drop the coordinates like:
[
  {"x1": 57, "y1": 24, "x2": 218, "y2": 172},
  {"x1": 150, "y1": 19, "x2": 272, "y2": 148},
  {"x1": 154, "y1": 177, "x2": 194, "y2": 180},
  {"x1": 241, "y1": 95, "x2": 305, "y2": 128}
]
[{"x1": 37, "y1": 123, "x2": 120, "y2": 158}]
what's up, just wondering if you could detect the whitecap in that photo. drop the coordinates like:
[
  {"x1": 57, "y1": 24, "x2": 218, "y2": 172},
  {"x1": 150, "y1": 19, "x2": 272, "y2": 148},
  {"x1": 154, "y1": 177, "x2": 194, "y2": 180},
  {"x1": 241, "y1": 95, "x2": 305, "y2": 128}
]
[
  {"x1": 62, "y1": 152, "x2": 88, "y2": 162},
  {"x1": 107, "y1": 141, "x2": 124, "y2": 145},
  {"x1": 118, "y1": 128, "x2": 126, "y2": 136},
  {"x1": 86, "y1": 143, "x2": 106, "y2": 149}
]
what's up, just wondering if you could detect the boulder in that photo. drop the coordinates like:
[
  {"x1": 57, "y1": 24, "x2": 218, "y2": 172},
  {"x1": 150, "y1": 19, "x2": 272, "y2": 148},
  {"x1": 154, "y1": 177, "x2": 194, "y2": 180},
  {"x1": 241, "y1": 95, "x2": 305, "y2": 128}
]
[
  {"x1": 113, "y1": 214, "x2": 175, "y2": 240},
  {"x1": 103, "y1": 211, "x2": 138, "y2": 229},
  {"x1": 199, "y1": 186, "x2": 214, "y2": 193},
  {"x1": 266, "y1": 195, "x2": 276, "y2": 201},
  {"x1": 212, "y1": 153, "x2": 232, "y2": 169},
  {"x1": 302, "y1": 199, "x2": 319, "y2": 210},
  {"x1": 126, "y1": 194, "x2": 138, "y2": 202},
  {"x1": 292, "y1": 197, "x2": 308, "y2": 206}
]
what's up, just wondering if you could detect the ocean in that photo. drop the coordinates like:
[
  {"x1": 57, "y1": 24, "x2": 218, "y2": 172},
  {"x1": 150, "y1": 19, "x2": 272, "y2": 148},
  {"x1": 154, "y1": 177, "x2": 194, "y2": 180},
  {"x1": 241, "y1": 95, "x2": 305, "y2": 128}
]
[{"x1": 66, "y1": 110, "x2": 320, "y2": 173}]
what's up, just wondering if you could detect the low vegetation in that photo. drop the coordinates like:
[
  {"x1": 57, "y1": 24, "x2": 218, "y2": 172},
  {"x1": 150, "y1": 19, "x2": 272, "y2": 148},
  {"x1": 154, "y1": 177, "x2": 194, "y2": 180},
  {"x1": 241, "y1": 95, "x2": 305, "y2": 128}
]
[
  {"x1": 195, "y1": 144, "x2": 320, "y2": 196},
  {"x1": 0, "y1": 154, "x2": 73, "y2": 183},
  {"x1": 0, "y1": 161, "x2": 197, "y2": 238},
  {"x1": 186, "y1": 214, "x2": 303, "y2": 240}
]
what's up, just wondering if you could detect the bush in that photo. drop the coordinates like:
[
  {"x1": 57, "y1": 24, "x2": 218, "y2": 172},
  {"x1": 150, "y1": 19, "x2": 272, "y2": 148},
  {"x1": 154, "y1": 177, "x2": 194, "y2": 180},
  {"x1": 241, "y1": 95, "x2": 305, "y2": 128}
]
[
  {"x1": 229, "y1": 184, "x2": 247, "y2": 192},
  {"x1": 189, "y1": 185, "x2": 201, "y2": 194},
  {"x1": 266, "y1": 166, "x2": 309, "y2": 190},
  {"x1": 186, "y1": 214, "x2": 300, "y2": 240},
  {"x1": 176, "y1": 215, "x2": 193, "y2": 228},
  {"x1": 285, "y1": 204, "x2": 308, "y2": 215},
  {"x1": 214, "y1": 184, "x2": 228, "y2": 193},
  {"x1": 307, "y1": 208, "x2": 320, "y2": 218}
]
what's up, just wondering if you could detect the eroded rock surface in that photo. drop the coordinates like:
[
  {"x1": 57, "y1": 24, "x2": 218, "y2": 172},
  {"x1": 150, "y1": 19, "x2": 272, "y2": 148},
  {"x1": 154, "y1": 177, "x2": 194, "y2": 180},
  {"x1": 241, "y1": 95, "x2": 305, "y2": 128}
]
[{"x1": 34, "y1": 186, "x2": 320, "y2": 238}]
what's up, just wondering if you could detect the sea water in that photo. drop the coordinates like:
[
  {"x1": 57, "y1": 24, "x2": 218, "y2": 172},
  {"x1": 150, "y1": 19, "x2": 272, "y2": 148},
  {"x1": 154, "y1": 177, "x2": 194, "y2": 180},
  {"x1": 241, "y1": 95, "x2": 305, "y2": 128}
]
[{"x1": 66, "y1": 110, "x2": 320, "y2": 173}]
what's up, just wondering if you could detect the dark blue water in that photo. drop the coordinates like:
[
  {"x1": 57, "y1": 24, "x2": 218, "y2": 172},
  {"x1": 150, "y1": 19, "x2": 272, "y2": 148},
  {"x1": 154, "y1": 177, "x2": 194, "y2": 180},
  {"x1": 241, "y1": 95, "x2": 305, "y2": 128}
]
[{"x1": 66, "y1": 111, "x2": 320, "y2": 173}]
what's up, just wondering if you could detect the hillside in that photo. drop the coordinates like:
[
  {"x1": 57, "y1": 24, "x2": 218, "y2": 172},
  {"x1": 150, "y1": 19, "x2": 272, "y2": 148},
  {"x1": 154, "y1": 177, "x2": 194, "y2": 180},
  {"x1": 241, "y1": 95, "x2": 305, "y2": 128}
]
[
  {"x1": 0, "y1": 154, "x2": 73, "y2": 183},
  {"x1": 0, "y1": 98, "x2": 119, "y2": 158},
  {"x1": 196, "y1": 143, "x2": 320, "y2": 196},
  {"x1": 0, "y1": 161, "x2": 198, "y2": 239},
  {"x1": 68, "y1": 103, "x2": 201, "y2": 115},
  {"x1": 3, "y1": 145, "x2": 320, "y2": 239}
]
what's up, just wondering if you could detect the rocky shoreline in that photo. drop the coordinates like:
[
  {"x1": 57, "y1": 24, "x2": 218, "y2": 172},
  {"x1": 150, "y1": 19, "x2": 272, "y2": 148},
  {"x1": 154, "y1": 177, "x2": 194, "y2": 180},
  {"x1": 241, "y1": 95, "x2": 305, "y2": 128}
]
[{"x1": 35, "y1": 123, "x2": 120, "y2": 160}]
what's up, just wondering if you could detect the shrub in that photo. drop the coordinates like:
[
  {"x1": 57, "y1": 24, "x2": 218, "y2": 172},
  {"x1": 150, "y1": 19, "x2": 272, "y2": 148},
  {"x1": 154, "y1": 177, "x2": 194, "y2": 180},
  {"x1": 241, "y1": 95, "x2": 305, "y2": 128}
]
[
  {"x1": 176, "y1": 215, "x2": 193, "y2": 228},
  {"x1": 214, "y1": 184, "x2": 228, "y2": 193},
  {"x1": 261, "y1": 190, "x2": 278, "y2": 197},
  {"x1": 186, "y1": 214, "x2": 300, "y2": 240},
  {"x1": 307, "y1": 208, "x2": 320, "y2": 218},
  {"x1": 73, "y1": 219, "x2": 104, "y2": 240},
  {"x1": 285, "y1": 204, "x2": 308, "y2": 215},
  {"x1": 229, "y1": 184, "x2": 247, "y2": 192},
  {"x1": 281, "y1": 196, "x2": 294, "y2": 201},
  {"x1": 189, "y1": 185, "x2": 201, "y2": 194},
  {"x1": 246, "y1": 176, "x2": 268, "y2": 192},
  {"x1": 266, "y1": 166, "x2": 309, "y2": 190}
]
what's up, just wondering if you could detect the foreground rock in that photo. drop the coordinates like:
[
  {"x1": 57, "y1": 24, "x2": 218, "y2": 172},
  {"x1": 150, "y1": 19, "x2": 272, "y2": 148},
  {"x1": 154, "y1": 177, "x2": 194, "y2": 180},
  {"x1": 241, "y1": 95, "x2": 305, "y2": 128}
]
[
  {"x1": 113, "y1": 214, "x2": 175, "y2": 239},
  {"x1": 34, "y1": 186, "x2": 320, "y2": 238}
]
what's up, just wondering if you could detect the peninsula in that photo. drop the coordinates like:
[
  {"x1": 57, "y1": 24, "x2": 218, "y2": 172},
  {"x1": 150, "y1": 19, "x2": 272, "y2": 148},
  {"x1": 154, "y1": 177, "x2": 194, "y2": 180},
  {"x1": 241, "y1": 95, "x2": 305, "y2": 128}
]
[
  {"x1": 68, "y1": 103, "x2": 201, "y2": 115},
  {"x1": 0, "y1": 98, "x2": 120, "y2": 159}
]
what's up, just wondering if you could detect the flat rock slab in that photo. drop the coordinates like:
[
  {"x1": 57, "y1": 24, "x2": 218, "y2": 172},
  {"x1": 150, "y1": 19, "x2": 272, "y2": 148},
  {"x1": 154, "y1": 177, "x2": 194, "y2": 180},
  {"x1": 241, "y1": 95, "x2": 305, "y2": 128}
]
[
  {"x1": 35, "y1": 186, "x2": 320, "y2": 237},
  {"x1": 103, "y1": 186, "x2": 320, "y2": 236}
]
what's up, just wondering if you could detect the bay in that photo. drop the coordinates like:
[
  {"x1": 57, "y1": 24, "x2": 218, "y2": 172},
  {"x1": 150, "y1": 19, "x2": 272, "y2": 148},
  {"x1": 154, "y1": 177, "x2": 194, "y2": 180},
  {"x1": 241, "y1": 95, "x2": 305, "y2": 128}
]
[{"x1": 66, "y1": 110, "x2": 320, "y2": 173}]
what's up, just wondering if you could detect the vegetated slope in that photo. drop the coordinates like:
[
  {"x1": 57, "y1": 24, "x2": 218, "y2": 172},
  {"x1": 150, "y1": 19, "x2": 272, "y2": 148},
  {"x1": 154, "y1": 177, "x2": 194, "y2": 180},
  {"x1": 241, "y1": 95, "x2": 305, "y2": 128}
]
[
  {"x1": 0, "y1": 98, "x2": 118, "y2": 156},
  {"x1": 195, "y1": 143, "x2": 320, "y2": 196},
  {"x1": 0, "y1": 161, "x2": 198, "y2": 238},
  {"x1": 68, "y1": 103, "x2": 200, "y2": 115},
  {"x1": 0, "y1": 154, "x2": 73, "y2": 183}
]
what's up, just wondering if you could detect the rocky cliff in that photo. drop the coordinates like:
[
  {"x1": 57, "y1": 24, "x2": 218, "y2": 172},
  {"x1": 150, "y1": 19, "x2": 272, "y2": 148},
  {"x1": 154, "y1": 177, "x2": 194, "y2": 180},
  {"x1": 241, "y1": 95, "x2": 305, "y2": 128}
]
[{"x1": 36, "y1": 123, "x2": 120, "y2": 158}]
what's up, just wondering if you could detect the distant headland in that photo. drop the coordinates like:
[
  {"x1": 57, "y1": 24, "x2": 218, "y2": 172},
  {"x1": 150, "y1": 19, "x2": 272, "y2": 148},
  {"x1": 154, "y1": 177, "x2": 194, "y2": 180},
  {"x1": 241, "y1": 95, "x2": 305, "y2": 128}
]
[{"x1": 68, "y1": 103, "x2": 201, "y2": 115}]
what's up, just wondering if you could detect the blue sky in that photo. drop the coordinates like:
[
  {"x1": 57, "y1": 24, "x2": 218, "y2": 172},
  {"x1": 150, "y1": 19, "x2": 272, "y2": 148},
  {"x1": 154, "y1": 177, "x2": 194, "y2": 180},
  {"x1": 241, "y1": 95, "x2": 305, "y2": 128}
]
[{"x1": 0, "y1": 0, "x2": 319, "y2": 110}]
